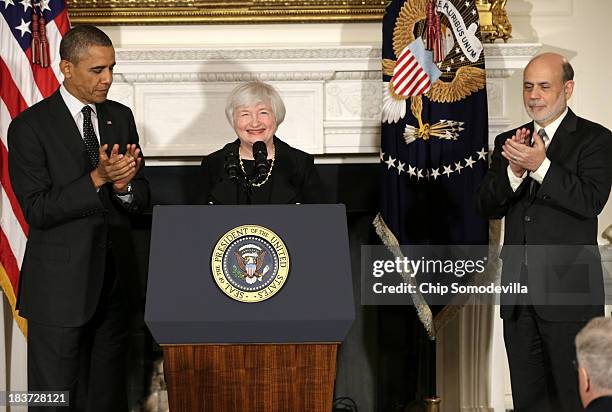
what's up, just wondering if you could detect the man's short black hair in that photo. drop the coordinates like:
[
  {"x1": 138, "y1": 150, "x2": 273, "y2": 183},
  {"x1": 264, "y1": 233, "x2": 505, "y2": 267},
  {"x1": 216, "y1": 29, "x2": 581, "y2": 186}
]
[{"x1": 59, "y1": 25, "x2": 113, "y2": 64}]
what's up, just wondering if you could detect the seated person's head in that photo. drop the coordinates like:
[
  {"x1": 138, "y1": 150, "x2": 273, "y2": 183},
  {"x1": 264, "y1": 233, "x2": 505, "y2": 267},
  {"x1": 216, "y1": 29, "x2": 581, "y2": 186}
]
[{"x1": 575, "y1": 317, "x2": 612, "y2": 407}]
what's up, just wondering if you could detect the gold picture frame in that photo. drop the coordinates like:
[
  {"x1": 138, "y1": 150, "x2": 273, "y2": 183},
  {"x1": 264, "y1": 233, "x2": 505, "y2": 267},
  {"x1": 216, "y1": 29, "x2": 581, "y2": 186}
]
[{"x1": 67, "y1": 0, "x2": 388, "y2": 25}]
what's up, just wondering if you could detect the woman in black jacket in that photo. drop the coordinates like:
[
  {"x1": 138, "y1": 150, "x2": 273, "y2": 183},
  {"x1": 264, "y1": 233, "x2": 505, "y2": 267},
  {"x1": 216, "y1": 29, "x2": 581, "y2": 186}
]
[{"x1": 197, "y1": 81, "x2": 326, "y2": 205}]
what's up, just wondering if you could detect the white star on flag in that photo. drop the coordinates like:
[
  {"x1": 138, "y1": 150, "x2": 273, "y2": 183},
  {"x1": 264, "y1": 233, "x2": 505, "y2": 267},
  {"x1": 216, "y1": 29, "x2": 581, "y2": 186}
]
[
  {"x1": 19, "y1": 0, "x2": 30, "y2": 11},
  {"x1": 38, "y1": 0, "x2": 51, "y2": 11},
  {"x1": 416, "y1": 169, "x2": 424, "y2": 180},
  {"x1": 408, "y1": 165, "x2": 417, "y2": 177},
  {"x1": 15, "y1": 18, "x2": 30, "y2": 37},
  {"x1": 464, "y1": 156, "x2": 476, "y2": 168},
  {"x1": 431, "y1": 168, "x2": 440, "y2": 180},
  {"x1": 385, "y1": 156, "x2": 396, "y2": 169},
  {"x1": 397, "y1": 161, "x2": 405, "y2": 174},
  {"x1": 477, "y1": 148, "x2": 487, "y2": 160},
  {"x1": 1, "y1": 0, "x2": 15, "y2": 9},
  {"x1": 454, "y1": 161, "x2": 464, "y2": 174},
  {"x1": 443, "y1": 165, "x2": 453, "y2": 177}
]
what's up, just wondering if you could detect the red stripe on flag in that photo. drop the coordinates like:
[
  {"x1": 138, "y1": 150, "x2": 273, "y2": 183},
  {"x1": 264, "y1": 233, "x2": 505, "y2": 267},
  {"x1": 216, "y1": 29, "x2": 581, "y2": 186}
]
[
  {"x1": 405, "y1": 71, "x2": 429, "y2": 96},
  {"x1": 393, "y1": 60, "x2": 419, "y2": 95},
  {"x1": 395, "y1": 48, "x2": 412, "y2": 69},
  {"x1": 54, "y1": 10, "x2": 71, "y2": 36},
  {"x1": 26, "y1": 48, "x2": 60, "y2": 99},
  {"x1": 393, "y1": 55, "x2": 417, "y2": 87},
  {"x1": 0, "y1": 228, "x2": 21, "y2": 293},
  {"x1": 0, "y1": 142, "x2": 29, "y2": 236},
  {"x1": 396, "y1": 65, "x2": 422, "y2": 95},
  {"x1": 413, "y1": 80, "x2": 432, "y2": 96},
  {"x1": 0, "y1": 58, "x2": 29, "y2": 118}
]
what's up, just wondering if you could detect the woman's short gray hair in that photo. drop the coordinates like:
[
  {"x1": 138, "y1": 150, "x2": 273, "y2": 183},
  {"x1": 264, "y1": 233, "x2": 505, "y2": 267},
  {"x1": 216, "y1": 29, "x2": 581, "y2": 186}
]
[
  {"x1": 225, "y1": 81, "x2": 286, "y2": 127},
  {"x1": 576, "y1": 317, "x2": 612, "y2": 391}
]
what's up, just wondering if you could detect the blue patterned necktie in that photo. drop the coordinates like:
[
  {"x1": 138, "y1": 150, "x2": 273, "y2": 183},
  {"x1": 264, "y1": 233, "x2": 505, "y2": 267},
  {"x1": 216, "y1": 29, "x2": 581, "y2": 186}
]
[{"x1": 81, "y1": 106, "x2": 99, "y2": 168}]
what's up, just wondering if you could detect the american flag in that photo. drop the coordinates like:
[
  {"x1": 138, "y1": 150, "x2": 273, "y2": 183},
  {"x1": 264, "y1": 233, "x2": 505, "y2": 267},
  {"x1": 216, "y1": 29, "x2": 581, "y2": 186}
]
[
  {"x1": 0, "y1": 0, "x2": 70, "y2": 334},
  {"x1": 391, "y1": 38, "x2": 441, "y2": 97},
  {"x1": 392, "y1": 47, "x2": 431, "y2": 96}
]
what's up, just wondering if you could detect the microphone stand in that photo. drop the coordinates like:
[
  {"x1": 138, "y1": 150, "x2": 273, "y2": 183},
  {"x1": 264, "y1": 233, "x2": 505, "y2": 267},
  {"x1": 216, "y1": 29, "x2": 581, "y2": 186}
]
[{"x1": 225, "y1": 141, "x2": 270, "y2": 205}]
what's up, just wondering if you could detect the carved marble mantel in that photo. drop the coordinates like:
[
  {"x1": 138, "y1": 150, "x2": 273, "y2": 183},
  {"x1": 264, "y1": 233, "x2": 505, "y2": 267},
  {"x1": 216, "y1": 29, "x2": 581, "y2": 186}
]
[{"x1": 109, "y1": 43, "x2": 541, "y2": 166}]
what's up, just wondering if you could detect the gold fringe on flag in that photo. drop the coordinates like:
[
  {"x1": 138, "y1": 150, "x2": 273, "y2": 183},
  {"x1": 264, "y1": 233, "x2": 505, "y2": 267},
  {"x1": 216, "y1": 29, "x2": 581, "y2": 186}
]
[
  {"x1": 373, "y1": 212, "x2": 435, "y2": 339},
  {"x1": 0, "y1": 264, "x2": 28, "y2": 337},
  {"x1": 373, "y1": 214, "x2": 503, "y2": 337}
]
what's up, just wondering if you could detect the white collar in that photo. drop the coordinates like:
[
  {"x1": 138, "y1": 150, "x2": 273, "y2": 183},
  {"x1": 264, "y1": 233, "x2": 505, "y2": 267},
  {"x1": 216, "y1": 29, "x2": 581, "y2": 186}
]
[
  {"x1": 60, "y1": 84, "x2": 96, "y2": 118},
  {"x1": 533, "y1": 107, "x2": 568, "y2": 141}
]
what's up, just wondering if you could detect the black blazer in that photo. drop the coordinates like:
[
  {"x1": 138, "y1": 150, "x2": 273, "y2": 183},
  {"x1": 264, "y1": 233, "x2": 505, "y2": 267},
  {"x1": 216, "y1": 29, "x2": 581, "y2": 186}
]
[
  {"x1": 475, "y1": 109, "x2": 612, "y2": 321},
  {"x1": 586, "y1": 396, "x2": 612, "y2": 412},
  {"x1": 8, "y1": 89, "x2": 150, "y2": 327},
  {"x1": 195, "y1": 137, "x2": 327, "y2": 205}
]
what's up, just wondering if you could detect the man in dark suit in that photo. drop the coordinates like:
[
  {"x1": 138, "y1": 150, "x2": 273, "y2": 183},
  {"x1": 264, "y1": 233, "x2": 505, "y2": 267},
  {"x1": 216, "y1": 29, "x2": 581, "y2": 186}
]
[
  {"x1": 475, "y1": 53, "x2": 612, "y2": 412},
  {"x1": 8, "y1": 25, "x2": 149, "y2": 411},
  {"x1": 575, "y1": 317, "x2": 612, "y2": 412}
]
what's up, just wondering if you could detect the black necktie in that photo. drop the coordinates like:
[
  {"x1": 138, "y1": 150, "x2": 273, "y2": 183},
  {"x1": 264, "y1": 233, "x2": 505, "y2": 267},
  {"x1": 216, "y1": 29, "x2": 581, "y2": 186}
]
[{"x1": 81, "y1": 106, "x2": 99, "y2": 168}]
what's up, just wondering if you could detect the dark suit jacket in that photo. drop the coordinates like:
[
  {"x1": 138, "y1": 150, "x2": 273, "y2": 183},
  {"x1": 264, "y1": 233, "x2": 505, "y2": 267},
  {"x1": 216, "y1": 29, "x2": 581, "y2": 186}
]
[
  {"x1": 195, "y1": 136, "x2": 327, "y2": 205},
  {"x1": 475, "y1": 109, "x2": 612, "y2": 321},
  {"x1": 8, "y1": 89, "x2": 150, "y2": 327},
  {"x1": 586, "y1": 396, "x2": 612, "y2": 412}
]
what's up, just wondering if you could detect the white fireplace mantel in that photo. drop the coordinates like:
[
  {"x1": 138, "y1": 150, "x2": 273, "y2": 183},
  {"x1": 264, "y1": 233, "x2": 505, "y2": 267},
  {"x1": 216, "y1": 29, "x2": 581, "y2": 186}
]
[{"x1": 109, "y1": 42, "x2": 541, "y2": 166}]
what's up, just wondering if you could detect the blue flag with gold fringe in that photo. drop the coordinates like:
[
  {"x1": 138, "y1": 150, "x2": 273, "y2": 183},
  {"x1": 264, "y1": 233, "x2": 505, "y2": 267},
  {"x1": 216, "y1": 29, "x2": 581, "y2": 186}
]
[{"x1": 374, "y1": 0, "x2": 489, "y2": 335}]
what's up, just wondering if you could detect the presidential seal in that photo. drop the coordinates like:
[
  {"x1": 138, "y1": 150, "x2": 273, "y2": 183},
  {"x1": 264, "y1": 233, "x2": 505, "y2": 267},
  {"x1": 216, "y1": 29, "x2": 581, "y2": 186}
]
[{"x1": 211, "y1": 225, "x2": 289, "y2": 303}]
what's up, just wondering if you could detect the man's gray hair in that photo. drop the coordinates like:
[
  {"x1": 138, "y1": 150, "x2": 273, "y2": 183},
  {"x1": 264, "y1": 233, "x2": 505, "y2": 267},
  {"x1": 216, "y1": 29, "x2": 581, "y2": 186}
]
[
  {"x1": 575, "y1": 317, "x2": 612, "y2": 390},
  {"x1": 225, "y1": 81, "x2": 286, "y2": 127}
]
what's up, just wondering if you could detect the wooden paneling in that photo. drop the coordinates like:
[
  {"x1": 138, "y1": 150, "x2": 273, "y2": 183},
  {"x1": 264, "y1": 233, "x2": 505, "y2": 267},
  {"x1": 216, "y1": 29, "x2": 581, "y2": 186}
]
[{"x1": 163, "y1": 344, "x2": 338, "y2": 412}]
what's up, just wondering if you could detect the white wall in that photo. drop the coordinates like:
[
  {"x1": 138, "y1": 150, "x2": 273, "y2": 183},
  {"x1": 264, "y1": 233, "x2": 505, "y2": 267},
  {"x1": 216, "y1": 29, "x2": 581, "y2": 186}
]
[{"x1": 101, "y1": 23, "x2": 381, "y2": 47}]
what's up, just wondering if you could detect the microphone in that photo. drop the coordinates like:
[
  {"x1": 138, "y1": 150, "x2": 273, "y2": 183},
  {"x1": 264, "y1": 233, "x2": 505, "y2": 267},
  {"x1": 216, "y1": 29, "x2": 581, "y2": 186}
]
[
  {"x1": 252, "y1": 141, "x2": 269, "y2": 178},
  {"x1": 224, "y1": 142, "x2": 241, "y2": 181}
]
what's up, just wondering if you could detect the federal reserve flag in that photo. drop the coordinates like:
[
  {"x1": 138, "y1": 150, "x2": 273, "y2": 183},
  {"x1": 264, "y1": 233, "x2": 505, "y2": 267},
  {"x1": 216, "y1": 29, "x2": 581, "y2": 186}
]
[{"x1": 374, "y1": 0, "x2": 489, "y2": 335}]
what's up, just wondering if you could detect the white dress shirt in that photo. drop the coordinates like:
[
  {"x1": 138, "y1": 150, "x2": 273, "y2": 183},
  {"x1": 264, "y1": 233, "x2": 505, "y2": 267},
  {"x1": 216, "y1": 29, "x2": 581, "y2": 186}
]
[
  {"x1": 507, "y1": 107, "x2": 569, "y2": 192},
  {"x1": 59, "y1": 84, "x2": 133, "y2": 203}
]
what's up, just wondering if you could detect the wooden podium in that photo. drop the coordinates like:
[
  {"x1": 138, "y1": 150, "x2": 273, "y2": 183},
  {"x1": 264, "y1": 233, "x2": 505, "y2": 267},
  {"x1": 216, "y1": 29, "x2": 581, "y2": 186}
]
[
  {"x1": 163, "y1": 344, "x2": 338, "y2": 411},
  {"x1": 145, "y1": 205, "x2": 354, "y2": 412}
]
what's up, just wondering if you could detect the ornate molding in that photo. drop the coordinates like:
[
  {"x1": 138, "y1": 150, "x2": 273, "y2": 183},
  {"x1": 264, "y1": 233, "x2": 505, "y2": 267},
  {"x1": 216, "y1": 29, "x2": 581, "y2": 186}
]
[
  {"x1": 326, "y1": 82, "x2": 381, "y2": 120},
  {"x1": 68, "y1": 0, "x2": 386, "y2": 25},
  {"x1": 118, "y1": 71, "x2": 336, "y2": 83},
  {"x1": 334, "y1": 72, "x2": 382, "y2": 81},
  {"x1": 486, "y1": 69, "x2": 515, "y2": 79},
  {"x1": 483, "y1": 43, "x2": 542, "y2": 58},
  {"x1": 116, "y1": 69, "x2": 518, "y2": 83},
  {"x1": 115, "y1": 47, "x2": 381, "y2": 62},
  {"x1": 114, "y1": 44, "x2": 538, "y2": 64}
]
